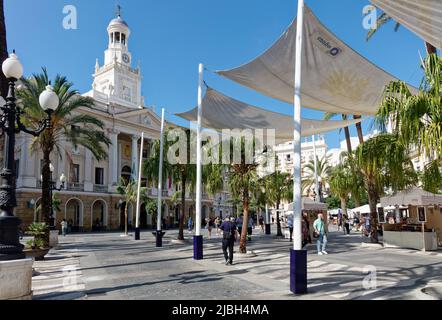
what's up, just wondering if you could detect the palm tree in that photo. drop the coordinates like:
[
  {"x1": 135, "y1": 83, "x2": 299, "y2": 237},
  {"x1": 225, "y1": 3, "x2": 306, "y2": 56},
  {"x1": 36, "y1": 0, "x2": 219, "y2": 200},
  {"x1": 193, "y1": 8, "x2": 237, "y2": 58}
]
[
  {"x1": 356, "y1": 133, "x2": 417, "y2": 243},
  {"x1": 339, "y1": 151, "x2": 366, "y2": 207},
  {"x1": 17, "y1": 69, "x2": 110, "y2": 243},
  {"x1": 265, "y1": 171, "x2": 293, "y2": 237},
  {"x1": 376, "y1": 54, "x2": 442, "y2": 193},
  {"x1": 328, "y1": 165, "x2": 353, "y2": 219},
  {"x1": 116, "y1": 177, "x2": 148, "y2": 235},
  {"x1": 366, "y1": 12, "x2": 437, "y2": 56},
  {"x1": 227, "y1": 136, "x2": 259, "y2": 253},
  {"x1": 302, "y1": 155, "x2": 331, "y2": 201},
  {"x1": 144, "y1": 129, "x2": 195, "y2": 241},
  {"x1": 0, "y1": 0, "x2": 8, "y2": 100},
  {"x1": 324, "y1": 113, "x2": 352, "y2": 152}
]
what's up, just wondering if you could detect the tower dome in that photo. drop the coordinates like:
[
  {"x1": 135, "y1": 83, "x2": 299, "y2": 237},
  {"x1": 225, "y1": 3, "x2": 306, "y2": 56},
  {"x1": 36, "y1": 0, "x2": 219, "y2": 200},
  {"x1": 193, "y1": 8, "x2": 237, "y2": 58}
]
[
  {"x1": 108, "y1": 15, "x2": 129, "y2": 28},
  {"x1": 107, "y1": 5, "x2": 130, "y2": 44}
]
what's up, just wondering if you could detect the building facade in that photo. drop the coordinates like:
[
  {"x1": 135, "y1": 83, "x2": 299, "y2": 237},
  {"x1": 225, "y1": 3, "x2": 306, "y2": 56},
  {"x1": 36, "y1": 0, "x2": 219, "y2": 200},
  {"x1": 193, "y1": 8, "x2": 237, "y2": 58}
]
[{"x1": 13, "y1": 13, "x2": 220, "y2": 232}]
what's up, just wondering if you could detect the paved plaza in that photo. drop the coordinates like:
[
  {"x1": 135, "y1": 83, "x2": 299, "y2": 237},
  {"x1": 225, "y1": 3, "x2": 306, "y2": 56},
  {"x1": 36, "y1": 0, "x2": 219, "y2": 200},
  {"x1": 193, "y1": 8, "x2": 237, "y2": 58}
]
[{"x1": 30, "y1": 226, "x2": 442, "y2": 300}]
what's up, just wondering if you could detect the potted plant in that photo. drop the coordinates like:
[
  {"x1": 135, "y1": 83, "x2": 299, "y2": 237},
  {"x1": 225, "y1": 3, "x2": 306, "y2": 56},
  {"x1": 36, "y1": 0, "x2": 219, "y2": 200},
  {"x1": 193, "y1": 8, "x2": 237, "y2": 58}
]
[{"x1": 24, "y1": 222, "x2": 50, "y2": 261}]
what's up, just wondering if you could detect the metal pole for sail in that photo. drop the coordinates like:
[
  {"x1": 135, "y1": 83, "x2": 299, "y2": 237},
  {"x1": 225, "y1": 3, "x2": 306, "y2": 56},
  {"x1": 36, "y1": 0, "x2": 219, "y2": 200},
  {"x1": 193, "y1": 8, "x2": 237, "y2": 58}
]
[
  {"x1": 135, "y1": 132, "x2": 145, "y2": 240},
  {"x1": 194, "y1": 63, "x2": 204, "y2": 260},
  {"x1": 156, "y1": 108, "x2": 166, "y2": 247},
  {"x1": 291, "y1": 0, "x2": 308, "y2": 295}
]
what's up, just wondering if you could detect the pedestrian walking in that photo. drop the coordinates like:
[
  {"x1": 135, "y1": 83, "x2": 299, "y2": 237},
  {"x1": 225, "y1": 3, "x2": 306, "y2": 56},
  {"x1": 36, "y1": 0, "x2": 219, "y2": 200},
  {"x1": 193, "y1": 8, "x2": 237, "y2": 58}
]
[
  {"x1": 236, "y1": 214, "x2": 243, "y2": 237},
  {"x1": 220, "y1": 217, "x2": 237, "y2": 265},
  {"x1": 259, "y1": 215, "x2": 264, "y2": 233},
  {"x1": 247, "y1": 216, "x2": 254, "y2": 241},
  {"x1": 301, "y1": 212, "x2": 311, "y2": 247},
  {"x1": 343, "y1": 213, "x2": 350, "y2": 235},
  {"x1": 208, "y1": 218, "x2": 214, "y2": 239},
  {"x1": 61, "y1": 219, "x2": 68, "y2": 237},
  {"x1": 313, "y1": 213, "x2": 328, "y2": 255},
  {"x1": 287, "y1": 214, "x2": 294, "y2": 242},
  {"x1": 215, "y1": 216, "x2": 221, "y2": 235},
  {"x1": 337, "y1": 209, "x2": 343, "y2": 231},
  {"x1": 188, "y1": 216, "x2": 193, "y2": 232}
]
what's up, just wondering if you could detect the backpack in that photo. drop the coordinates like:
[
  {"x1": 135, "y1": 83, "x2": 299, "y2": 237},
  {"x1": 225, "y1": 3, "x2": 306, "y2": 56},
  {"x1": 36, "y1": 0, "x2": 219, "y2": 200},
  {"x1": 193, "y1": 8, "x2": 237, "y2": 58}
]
[{"x1": 223, "y1": 222, "x2": 236, "y2": 241}]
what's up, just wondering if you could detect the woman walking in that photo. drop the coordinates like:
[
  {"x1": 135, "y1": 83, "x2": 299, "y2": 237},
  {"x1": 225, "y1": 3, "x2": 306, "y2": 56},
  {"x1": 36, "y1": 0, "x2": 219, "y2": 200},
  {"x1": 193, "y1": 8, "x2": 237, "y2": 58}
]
[
  {"x1": 313, "y1": 213, "x2": 328, "y2": 255},
  {"x1": 208, "y1": 218, "x2": 214, "y2": 239}
]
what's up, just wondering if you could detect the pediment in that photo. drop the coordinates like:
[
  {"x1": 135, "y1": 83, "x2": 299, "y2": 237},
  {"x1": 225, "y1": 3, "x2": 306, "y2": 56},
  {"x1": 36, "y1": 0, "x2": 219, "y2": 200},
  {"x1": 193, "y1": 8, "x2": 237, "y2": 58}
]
[{"x1": 115, "y1": 107, "x2": 161, "y2": 130}]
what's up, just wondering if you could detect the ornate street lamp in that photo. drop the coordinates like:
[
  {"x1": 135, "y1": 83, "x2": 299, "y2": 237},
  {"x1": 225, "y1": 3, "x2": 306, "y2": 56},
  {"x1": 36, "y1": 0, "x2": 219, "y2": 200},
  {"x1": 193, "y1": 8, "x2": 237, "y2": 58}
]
[
  {"x1": 0, "y1": 52, "x2": 55, "y2": 261},
  {"x1": 48, "y1": 163, "x2": 66, "y2": 229}
]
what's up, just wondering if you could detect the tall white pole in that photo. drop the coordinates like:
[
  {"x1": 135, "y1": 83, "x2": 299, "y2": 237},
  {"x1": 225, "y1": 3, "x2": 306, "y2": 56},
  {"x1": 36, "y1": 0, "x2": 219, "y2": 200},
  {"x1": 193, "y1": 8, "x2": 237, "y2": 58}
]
[
  {"x1": 312, "y1": 135, "x2": 320, "y2": 202},
  {"x1": 157, "y1": 109, "x2": 165, "y2": 232},
  {"x1": 135, "y1": 132, "x2": 145, "y2": 229},
  {"x1": 196, "y1": 63, "x2": 203, "y2": 237},
  {"x1": 293, "y1": 0, "x2": 305, "y2": 252}
]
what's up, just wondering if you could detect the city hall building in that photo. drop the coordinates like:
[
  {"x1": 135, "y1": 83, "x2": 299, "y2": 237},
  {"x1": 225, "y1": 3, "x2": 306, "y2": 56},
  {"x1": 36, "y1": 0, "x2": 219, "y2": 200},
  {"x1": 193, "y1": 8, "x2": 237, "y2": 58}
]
[{"x1": 12, "y1": 13, "x2": 223, "y2": 232}]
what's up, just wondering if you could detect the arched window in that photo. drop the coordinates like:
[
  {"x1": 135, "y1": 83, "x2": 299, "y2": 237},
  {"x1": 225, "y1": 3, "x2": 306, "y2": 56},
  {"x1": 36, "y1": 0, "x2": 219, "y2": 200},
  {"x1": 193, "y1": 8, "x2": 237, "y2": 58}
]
[
  {"x1": 121, "y1": 33, "x2": 126, "y2": 45},
  {"x1": 115, "y1": 32, "x2": 121, "y2": 43},
  {"x1": 121, "y1": 166, "x2": 132, "y2": 184}
]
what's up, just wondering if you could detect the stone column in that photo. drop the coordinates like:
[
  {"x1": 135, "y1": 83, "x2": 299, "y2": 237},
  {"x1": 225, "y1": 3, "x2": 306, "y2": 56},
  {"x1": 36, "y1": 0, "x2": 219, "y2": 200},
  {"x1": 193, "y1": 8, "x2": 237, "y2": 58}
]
[
  {"x1": 84, "y1": 149, "x2": 93, "y2": 192},
  {"x1": 108, "y1": 130, "x2": 119, "y2": 192},
  {"x1": 131, "y1": 135, "x2": 140, "y2": 181}
]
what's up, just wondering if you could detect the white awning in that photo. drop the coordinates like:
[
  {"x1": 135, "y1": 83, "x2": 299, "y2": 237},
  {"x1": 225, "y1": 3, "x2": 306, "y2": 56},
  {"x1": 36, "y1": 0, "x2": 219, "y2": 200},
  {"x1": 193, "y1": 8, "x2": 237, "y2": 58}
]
[
  {"x1": 176, "y1": 88, "x2": 362, "y2": 143},
  {"x1": 217, "y1": 5, "x2": 417, "y2": 116},
  {"x1": 380, "y1": 187, "x2": 442, "y2": 207},
  {"x1": 371, "y1": 0, "x2": 442, "y2": 50}
]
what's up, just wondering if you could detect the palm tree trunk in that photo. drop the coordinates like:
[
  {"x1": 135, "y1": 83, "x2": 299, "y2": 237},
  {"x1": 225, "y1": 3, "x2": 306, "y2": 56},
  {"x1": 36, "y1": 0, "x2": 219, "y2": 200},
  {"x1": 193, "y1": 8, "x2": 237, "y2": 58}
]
[
  {"x1": 178, "y1": 174, "x2": 186, "y2": 240},
  {"x1": 276, "y1": 199, "x2": 283, "y2": 237},
  {"x1": 125, "y1": 205, "x2": 128, "y2": 235},
  {"x1": 239, "y1": 188, "x2": 249, "y2": 254},
  {"x1": 367, "y1": 181, "x2": 379, "y2": 243},
  {"x1": 353, "y1": 115, "x2": 364, "y2": 144},
  {"x1": 0, "y1": 0, "x2": 8, "y2": 101},
  {"x1": 344, "y1": 126, "x2": 352, "y2": 153},
  {"x1": 41, "y1": 149, "x2": 52, "y2": 246},
  {"x1": 341, "y1": 197, "x2": 347, "y2": 217}
]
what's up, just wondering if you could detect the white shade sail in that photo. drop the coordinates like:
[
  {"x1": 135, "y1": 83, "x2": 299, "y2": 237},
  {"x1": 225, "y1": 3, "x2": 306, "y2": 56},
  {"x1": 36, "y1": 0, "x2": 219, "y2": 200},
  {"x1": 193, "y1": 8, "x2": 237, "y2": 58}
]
[
  {"x1": 217, "y1": 5, "x2": 416, "y2": 116},
  {"x1": 371, "y1": 0, "x2": 442, "y2": 50},
  {"x1": 176, "y1": 88, "x2": 361, "y2": 143}
]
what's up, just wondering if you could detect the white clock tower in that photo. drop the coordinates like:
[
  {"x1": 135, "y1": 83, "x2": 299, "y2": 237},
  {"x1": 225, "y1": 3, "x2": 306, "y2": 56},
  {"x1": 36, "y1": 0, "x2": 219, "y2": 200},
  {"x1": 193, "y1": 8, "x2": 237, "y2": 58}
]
[{"x1": 91, "y1": 7, "x2": 143, "y2": 108}]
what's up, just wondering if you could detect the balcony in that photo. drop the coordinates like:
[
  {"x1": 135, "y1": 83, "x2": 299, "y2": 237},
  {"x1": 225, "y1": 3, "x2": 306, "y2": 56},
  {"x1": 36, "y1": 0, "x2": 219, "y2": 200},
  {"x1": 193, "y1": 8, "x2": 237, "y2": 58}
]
[
  {"x1": 67, "y1": 183, "x2": 84, "y2": 191},
  {"x1": 94, "y1": 185, "x2": 107, "y2": 193}
]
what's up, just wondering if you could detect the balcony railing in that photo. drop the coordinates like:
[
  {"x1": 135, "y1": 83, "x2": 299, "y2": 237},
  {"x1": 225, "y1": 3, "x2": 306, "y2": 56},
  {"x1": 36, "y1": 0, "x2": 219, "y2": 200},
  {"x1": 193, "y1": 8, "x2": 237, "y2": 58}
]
[
  {"x1": 94, "y1": 185, "x2": 107, "y2": 193},
  {"x1": 67, "y1": 183, "x2": 84, "y2": 191}
]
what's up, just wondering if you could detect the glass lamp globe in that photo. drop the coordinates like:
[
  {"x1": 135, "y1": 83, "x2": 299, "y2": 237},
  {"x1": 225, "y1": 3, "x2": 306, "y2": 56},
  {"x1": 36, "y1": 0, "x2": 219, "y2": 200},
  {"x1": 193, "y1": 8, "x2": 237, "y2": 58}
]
[
  {"x1": 60, "y1": 173, "x2": 66, "y2": 183},
  {"x1": 2, "y1": 52, "x2": 23, "y2": 79},
  {"x1": 39, "y1": 85, "x2": 59, "y2": 111},
  {"x1": 49, "y1": 163, "x2": 54, "y2": 172}
]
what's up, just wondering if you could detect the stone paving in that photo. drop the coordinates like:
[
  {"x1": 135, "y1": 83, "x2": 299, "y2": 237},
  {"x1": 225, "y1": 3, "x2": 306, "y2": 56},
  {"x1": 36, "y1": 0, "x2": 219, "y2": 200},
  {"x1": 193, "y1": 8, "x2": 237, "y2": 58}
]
[{"x1": 30, "y1": 226, "x2": 442, "y2": 300}]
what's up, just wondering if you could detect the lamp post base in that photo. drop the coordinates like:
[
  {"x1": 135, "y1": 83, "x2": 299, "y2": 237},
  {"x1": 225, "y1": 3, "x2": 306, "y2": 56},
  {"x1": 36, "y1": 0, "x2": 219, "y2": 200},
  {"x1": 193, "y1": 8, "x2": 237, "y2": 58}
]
[
  {"x1": 135, "y1": 228, "x2": 140, "y2": 240},
  {"x1": 193, "y1": 235, "x2": 203, "y2": 260},
  {"x1": 290, "y1": 249, "x2": 307, "y2": 295},
  {"x1": 0, "y1": 216, "x2": 25, "y2": 261},
  {"x1": 265, "y1": 224, "x2": 271, "y2": 235},
  {"x1": 153, "y1": 230, "x2": 165, "y2": 247}
]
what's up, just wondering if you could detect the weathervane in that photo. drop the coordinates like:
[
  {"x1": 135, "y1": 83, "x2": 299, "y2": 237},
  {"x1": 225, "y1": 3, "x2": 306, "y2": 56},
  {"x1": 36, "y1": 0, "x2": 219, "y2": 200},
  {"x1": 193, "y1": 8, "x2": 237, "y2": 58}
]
[{"x1": 116, "y1": 3, "x2": 121, "y2": 17}]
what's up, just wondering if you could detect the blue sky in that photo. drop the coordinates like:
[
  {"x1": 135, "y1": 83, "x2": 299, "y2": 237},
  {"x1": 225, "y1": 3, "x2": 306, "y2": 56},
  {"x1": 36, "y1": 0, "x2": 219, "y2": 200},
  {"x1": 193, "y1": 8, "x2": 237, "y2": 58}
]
[{"x1": 4, "y1": 0, "x2": 429, "y2": 148}]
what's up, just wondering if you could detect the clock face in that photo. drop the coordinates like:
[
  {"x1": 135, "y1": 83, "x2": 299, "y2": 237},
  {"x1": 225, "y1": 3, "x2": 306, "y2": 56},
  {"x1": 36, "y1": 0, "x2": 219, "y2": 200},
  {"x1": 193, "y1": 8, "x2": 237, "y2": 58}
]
[{"x1": 122, "y1": 54, "x2": 130, "y2": 64}]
